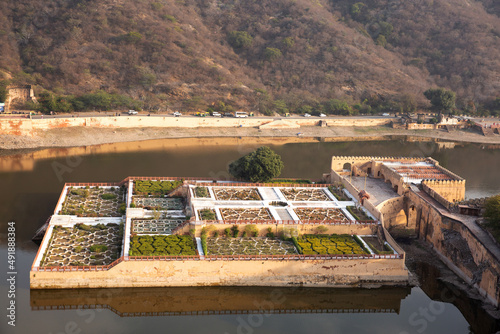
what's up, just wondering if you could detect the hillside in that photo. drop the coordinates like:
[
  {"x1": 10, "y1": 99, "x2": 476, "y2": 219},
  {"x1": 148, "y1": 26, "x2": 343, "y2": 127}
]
[{"x1": 0, "y1": 0, "x2": 499, "y2": 114}]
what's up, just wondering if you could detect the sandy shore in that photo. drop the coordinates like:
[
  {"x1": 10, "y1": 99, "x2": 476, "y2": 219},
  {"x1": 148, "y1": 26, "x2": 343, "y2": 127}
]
[{"x1": 1, "y1": 125, "x2": 500, "y2": 150}]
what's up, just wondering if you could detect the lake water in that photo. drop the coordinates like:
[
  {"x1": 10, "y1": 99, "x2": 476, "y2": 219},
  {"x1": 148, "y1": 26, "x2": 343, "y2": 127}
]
[{"x1": 1, "y1": 137, "x2": 499, "y2": 333}]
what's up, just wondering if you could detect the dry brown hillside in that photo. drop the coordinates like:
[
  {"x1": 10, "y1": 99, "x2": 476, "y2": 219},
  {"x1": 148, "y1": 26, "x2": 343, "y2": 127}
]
[{"x1": 0, "y1": 0, "x2": 499, "y2": 114}]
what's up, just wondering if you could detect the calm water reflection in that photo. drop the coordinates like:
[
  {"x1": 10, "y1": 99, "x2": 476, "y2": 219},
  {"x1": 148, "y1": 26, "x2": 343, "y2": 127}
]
[{"x1": 1, "y1": 137, "x2": 499, "y2": 333}]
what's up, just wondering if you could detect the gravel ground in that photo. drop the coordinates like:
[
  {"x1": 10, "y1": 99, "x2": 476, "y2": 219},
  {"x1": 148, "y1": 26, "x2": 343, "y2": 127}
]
[{"x1": 1, "y1": 125, "x2": 500, "y2": 150}]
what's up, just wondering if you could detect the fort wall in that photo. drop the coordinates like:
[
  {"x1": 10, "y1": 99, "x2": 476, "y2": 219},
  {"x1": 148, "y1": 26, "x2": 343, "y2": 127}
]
[
  {"x1": 422, "y1": 179, "x2": 465, "y2": 203},
  {"x1": 409, "y1": 190, "x2": 500, "y2": 306}
]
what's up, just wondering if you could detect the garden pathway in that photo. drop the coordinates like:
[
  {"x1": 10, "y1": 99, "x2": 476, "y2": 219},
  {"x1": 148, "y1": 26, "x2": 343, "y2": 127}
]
[
  {"x1": 258, "y1": 187, "x2": 281, "y2": 201},
  {"x1": 196, "y1": 237, "x2": 204, "y2": 258},
  {"x1": 274, "y1": 208, "x2": 294, "y2": 221}
]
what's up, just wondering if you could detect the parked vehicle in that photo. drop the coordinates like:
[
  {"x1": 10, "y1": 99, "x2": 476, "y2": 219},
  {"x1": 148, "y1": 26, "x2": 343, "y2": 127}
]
[
  {"x1": 303, "y1": 113, "x2": 311, "y2": 117},
  {"x1": 235, "y1": 111, "x2": 249, "y2": 118},
  {"x1": 173, "y1": 111, "x2": 182, "y2": 117},
  {"x1": 319, "y1": 113, "x2": 327, "y2": 117},
  {"x1": 224, "y1": 112, "x2": 234, "y2": 117},
  {"x1": 195, "y1": 111, "x2": 209, "y2": 117},
  {"x1": 212, "y1": 112, "x2": 221, "y2": 117},
  {"x1": 128, "y1": 110, "x2": 138, "y2": 115},
  {"x1": 382, "y1": 113, "x2": 390, "y2": 116}
]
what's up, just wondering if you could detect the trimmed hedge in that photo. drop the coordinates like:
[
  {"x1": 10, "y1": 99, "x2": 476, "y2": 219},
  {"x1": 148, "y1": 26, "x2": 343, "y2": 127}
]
[
  {"x1": 135, "y1": 180, "x2": 183, "y2": 195},
  {"x1": 295, "y1": 234, "x2": 368, "y2": 255},
  {"x1": 129, "y1": 235, "x2": 196, "y2": 256}
]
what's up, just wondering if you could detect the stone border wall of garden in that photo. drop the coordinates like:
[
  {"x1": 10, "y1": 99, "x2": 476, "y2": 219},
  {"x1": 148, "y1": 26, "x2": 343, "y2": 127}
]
[
  {"x1": 194, "y1": 219, "x2": 378, "y2": 225},
  {"x1": 32, "y1": 252, "x2": 404, "y2": 272}
]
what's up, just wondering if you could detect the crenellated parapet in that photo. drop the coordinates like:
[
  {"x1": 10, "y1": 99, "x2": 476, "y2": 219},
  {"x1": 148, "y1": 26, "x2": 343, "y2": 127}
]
[
  {"x1": 422, "y1": 179, "x2": 466, "y2": 203},
  {"x1": 330, "y1": 156, "x2": 426, "y2": 172}
]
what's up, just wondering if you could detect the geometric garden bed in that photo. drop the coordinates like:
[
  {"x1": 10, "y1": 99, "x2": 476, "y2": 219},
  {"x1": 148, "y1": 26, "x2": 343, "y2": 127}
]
[
  {"x1": 60, "y1": 186, "x2": 126, "y2": 217},
  {"x1": 294, "y1": 234, "x2": 368, "y2": 255},
  {"x1": 40, "y1": 223, "x2": 123, "y2": 267},
  {"x1": 294, "y1": 208, "x2": 350, "y2": 223}
]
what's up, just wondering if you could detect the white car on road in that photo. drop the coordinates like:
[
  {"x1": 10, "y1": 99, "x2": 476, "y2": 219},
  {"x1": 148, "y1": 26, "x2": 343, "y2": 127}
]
[
  {"x1": 128, "y1": 110, "x2": 138, "y2": 115},
  {"x1": 319, "y1": 113, "x2": 326, "y2": 117},
  {"x1": 173, "y1": 111, "x2": 182, "y2": 117},
  {"x1": 212, "y1": 112, "x2": 221, "y2": 117},
  {"x1": 303, "y1": 113, "x2": 311, "y2": 117}
]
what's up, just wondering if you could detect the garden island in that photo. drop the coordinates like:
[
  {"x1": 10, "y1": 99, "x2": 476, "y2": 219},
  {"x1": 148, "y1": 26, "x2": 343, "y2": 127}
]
[{"x1": 30, "y1": 169, "x2": 408, "y2": 289}]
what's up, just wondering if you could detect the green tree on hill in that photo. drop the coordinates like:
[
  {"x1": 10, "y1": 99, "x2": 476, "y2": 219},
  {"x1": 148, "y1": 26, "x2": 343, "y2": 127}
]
[
  {"x1": 228, "y1": 31, "x2": 253, "y2": 49},
  {"x1": 229, "y1": 146, "x2": 284, "y2": 183},
  {"x1": 424, "y1": 88, "x2": 456, "y2": 113},
  {"x1": 264, "y1": 47, "x2": 282, "y2": 62}
]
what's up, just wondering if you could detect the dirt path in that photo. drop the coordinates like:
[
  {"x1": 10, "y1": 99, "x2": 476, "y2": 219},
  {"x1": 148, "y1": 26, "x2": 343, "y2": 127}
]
[{"x1": 1, "y1": 125, "x2": 500, "y2": 150}]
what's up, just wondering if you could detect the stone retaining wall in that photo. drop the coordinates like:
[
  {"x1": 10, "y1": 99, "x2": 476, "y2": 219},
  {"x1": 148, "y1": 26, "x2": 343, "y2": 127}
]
[
  {"x1": 0, "y1": 116, "x2": 393, "y2": 136},
  {"x1": 30, "y1": 257, "x2": 408, "y2": 289}
]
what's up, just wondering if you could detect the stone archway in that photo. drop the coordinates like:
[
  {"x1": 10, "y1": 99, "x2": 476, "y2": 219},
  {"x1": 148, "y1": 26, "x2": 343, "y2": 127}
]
[{"x1": 342, "y1": 162, "x2": 352, "y2": 171}]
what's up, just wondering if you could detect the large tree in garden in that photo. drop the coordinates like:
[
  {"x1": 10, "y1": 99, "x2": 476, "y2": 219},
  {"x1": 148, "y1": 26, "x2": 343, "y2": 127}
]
[
  {"x1": 424, "y1": 88, "x2": 456, "y2": 112},
  {"x1": 229, "y1": 146, "x2": 284, "y2": 182}
]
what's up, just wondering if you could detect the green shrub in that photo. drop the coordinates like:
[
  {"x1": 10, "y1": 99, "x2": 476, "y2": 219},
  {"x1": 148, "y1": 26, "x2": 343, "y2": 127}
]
[
  {"x1": 199, "y1": 209, "x2": 216, "y2": 220},
  {"x1": 266, "y1": 227, "x2": 275, "y2": 238},
  {"x1": 101, "y1": 193, "x2": 117, "y2": 200},
  {"x1": 195, "y1": 187, "x2": 210, "y2": 198},
  {"x1": 201, "y1": 234, "x2": 207, "y2": 255},
  {"x1": 244, "y1": 225, "x2": 258, "y2": 237},
  {"x1": 353, "y1": 235, "x2": 370, "y2": 254},
  {"x1": 89, "y1": 245, "x2": 108, "y2": 253},
  {"x1": 75, "y1": 223, "x2": 92, "y2": 231},
  {"x1": 291, "y1": 237, "x2": 302, "y2": 254},
  {"x1": 269, "y1": 201, "x2": 288, "y2": 207},
  {"x1": 119, "y1": 203, "x2": 127, "y2": 215},
  {"x1": 224, "y1": 228, "x2": 231, "y2": 237},
  {"x1": 231, "y1": 225, "x2": 239, "y2": 237}
]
